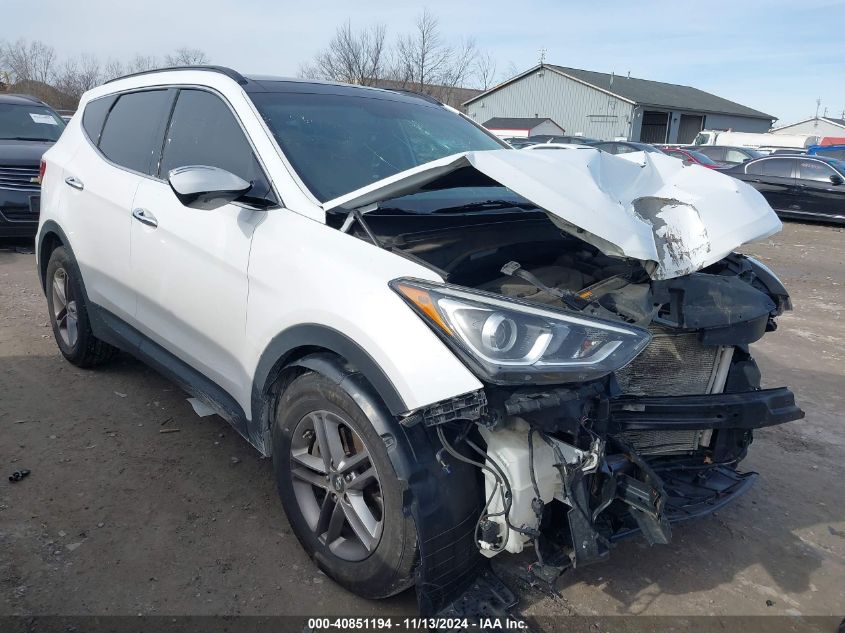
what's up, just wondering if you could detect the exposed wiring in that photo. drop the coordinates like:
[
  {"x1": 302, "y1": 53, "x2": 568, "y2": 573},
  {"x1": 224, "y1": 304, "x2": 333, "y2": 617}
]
[{"x1": 435, "y1": 425, "x2": 510, "y2": 553}]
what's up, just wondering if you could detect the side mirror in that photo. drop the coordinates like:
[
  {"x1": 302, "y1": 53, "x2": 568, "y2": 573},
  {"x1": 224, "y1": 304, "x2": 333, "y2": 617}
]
[
  {"x1": 829, "y1": 174, "x2": 843, "y2": 186},
  {"x1": 168, "y1": 165, "x2": 251, "y2": 210}
]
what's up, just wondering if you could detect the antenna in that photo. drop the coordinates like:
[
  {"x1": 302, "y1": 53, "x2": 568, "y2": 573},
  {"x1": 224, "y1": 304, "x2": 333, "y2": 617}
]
[
  {"x1": 539, "y1": 47, "x2": 547, "y2": 64},
  {"x1": 815, "y1": 98, "x2": 821, "y2": 119}
]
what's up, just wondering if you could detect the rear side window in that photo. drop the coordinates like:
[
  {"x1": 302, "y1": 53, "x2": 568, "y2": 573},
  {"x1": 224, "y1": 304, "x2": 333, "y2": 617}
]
[
  {"x1": 725, "y1": 149, "x2": 749, "y2": 163},
  {"x1": 159, "y1": 89, "x2": 261, "y2": 183},
  {"x1": 753, "y1": 158, "x2": 794, "y2": 178},
  {"x1": 99, "y1": 90, "x2": 172, "y2": 174},
  {"x1": 81, "y1": 95, "x2": 115, "y2": 145},
  {"x1": 699, "y1": 147, "x2": 725, "y2": 161},
  {"x1": 798, "y1": 160, "x2": 836, "y2": 182}
]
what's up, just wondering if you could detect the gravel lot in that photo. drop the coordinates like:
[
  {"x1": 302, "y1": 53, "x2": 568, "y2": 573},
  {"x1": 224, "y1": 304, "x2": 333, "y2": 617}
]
[{"x1": 1, "y1": 221, "x2": 843, "y2": 622}]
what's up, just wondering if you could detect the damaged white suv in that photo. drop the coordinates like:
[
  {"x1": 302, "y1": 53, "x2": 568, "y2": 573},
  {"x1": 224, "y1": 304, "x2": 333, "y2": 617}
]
[{"x1": 37, "y1": 67, "x2": 803, "y2": 613}]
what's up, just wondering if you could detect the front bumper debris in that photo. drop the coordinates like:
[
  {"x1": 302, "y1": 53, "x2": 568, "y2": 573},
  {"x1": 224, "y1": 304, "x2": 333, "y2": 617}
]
[{"x1": 610, "y1": 387, "x2": 804, "y2": 432}]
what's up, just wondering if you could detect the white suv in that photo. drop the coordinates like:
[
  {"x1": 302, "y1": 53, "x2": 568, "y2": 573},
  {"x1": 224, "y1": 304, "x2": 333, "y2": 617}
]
[{"x1": 37, "y1": 66, "x2": 803, "y2": 612}]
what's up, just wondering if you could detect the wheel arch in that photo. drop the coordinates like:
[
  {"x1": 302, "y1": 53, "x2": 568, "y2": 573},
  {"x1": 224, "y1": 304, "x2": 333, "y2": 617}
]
[
  {"x1": 249, "y1": 325, "x2": 410, "y2": 456},
  {"x1": 37, "y1": 221, "x2": 73, "y2": 294}
]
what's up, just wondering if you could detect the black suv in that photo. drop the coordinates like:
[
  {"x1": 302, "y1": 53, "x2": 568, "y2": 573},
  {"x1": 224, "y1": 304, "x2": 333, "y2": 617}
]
[{"x1": 0, "y1": 94, "x2": 66, "y2": 238}]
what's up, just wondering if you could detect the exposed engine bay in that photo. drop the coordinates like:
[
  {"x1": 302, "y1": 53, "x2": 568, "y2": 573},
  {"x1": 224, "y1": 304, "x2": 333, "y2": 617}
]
[{"x1": 339, "y1": 206, "x2": 804, "y2": 586}]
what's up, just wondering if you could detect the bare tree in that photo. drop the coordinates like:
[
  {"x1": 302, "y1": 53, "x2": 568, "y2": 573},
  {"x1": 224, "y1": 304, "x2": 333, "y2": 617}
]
[
  {"x1": 392, "y1": 9, "x2": 453, "y2": 91},
  {"x1": 305, "y1": 21, "x2": 387, "y2": 85},
  {"x1": 102, "y1": 58, "x2": 126, "y2": 81},
  {"x1": 1, "y1": 39, "x2": 57, "y2": 83},
  {"x1": 125, "y1": 54, "x2": 159, "y2": 74},
  {"x1": 53, "y1": 54, "x2": 102, "y2": 101},
  {"x1": 165, "y1": 47, "x2": 209, "y2": 66},
  {"x1": 475, "y1": 51, "x2": 497, "y2": 91}
]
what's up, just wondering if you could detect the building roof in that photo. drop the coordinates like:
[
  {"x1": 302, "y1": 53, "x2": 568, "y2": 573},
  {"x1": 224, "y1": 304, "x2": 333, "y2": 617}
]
[
  {"x1": 369, "y1": 78, "x2": 482, "y2": 110},
  {"x1": 464, "y1": 64, "x2": 775, "y2": 121},
  {"x1": 482, "y1": 117, "x2": 558, "y2": 130},
  {"x1": 773, "y1": 116, "x2": 845, "y2": 131}
]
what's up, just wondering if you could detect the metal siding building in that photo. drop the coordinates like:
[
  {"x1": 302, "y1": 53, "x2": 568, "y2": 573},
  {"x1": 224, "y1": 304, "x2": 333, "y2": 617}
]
[
  {"x1": 772, "y1": 117, "x2": 845, "y2": 139},
  {"x1": 465, "y1": 64, "x2": 775, "y2": 143},
  {"x1": 466, "y1": 67, "x2": 635, "y2": 140}
]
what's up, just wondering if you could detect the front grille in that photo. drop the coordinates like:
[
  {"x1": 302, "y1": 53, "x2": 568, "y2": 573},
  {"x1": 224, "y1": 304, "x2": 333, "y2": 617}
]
[
  {"x1": 615, "y1": 327, "x2": 725, "y2": 456},
  {"x1": 0, "y1": 165, "x2": 40, "y2": 192},
  {"x1": 615, "y1": 327, "x2": 721, "y2": 396}
]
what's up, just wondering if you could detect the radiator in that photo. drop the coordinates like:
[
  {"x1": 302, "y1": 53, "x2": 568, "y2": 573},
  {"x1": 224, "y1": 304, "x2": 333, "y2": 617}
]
[{"x1": 615, "y1": 327, "x2": 730, "y2": 456}]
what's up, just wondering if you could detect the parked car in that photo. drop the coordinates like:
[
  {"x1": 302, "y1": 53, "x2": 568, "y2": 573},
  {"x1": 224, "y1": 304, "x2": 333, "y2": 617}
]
[
  {"x1": 523, "y1": 142, "x2": 596, "y2": 151},
  {"x1": 586, "y1": 140, "x2": 665, "y2": 154},
  {"x1": 505, "y1": 134, "x2": 600, "y2": 148},
  {"x1": 760, "y1": 147, "x2": 806, "y2": 156},
  {"x1": 724, "y1": 155, "x2": 845, "y2": 224},
  {"x1": 808, "y1": 144, "x2": 845, "y2": 161},
  {"x1": 693, "y1": 145, "x2": 763, "y2": 166},
  {"x1": 0, "y1": 94, "x2": 66, "y2": 238},
  {"x1": 656, "y1": 146, "x2": 727, "y2": 169},
  {"x1": 37, "y1": 67, "x2": 803, "y2": 613}
]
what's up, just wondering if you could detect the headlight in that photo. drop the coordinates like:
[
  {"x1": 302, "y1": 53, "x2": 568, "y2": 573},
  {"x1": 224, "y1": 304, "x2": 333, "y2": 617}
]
[{"x1": 391, "y1": 278, "x2": 651, "y2": 385}]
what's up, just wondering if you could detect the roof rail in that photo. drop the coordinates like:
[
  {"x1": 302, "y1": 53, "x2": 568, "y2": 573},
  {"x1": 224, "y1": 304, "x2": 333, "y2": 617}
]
[{"x1": 105, "y1": 65, "x2": 248, "y2": 86}]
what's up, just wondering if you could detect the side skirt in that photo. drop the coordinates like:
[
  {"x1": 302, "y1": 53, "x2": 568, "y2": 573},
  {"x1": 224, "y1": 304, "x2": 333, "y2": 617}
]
[{"x1": 86, "y1": 303, "x2": 254, "y2": 448}]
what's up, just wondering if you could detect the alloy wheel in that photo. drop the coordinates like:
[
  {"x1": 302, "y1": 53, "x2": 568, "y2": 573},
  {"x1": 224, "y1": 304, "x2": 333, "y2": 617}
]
[
  {"x1": 51, "y1": 268, "x2": 78, "y2": 347},
  {"x1": 289, "y1": 410, "x2": 384, "y2": 561}
]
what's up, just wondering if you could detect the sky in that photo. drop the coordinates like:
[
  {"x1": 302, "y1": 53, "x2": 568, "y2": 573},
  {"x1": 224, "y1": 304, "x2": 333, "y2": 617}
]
[{"x1": 4, "y1": 0, "x2": 843, "y2": 125}]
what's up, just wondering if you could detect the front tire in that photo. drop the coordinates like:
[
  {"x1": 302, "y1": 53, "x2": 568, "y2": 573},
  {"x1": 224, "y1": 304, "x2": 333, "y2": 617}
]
[
  {"x1": 45, "y1": 246, "x2": 117, "y2": 367},
  {"x1": 272, "y1": 371, "x2": 418, "y2": 599}
]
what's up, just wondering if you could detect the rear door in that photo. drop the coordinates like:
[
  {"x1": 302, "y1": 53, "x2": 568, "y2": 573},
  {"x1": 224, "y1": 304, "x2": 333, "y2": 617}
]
[
  {"x1": 795, "y1": 158, "x2": 845, "y2": 220},
  {"x1": 742, "y1": 158, "x2": 797, "y2": 212},
  {"x1": 129, "y1": 88, "x2": 275, "y2": 406},
  {"x1": 64, "y1": 89, "x2": 173, "y2": 321}
]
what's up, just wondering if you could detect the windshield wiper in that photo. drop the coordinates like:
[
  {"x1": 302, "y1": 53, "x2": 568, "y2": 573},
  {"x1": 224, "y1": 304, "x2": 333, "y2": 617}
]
[
  {"x1": 428, "y1": 199, "x2": 540, "y2": 214},
  {"x1": 3, "y1": 136, "x2": 55, "y2": 142}
]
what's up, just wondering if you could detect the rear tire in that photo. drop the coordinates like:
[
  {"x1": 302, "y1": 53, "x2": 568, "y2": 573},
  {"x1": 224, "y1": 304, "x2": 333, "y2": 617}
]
[
  {"x1": 272, "y1": 371, "x2": 418, "y2": 599},
  {"x1": 45, "y1": 246, "x2": 117, "y2": 368}
]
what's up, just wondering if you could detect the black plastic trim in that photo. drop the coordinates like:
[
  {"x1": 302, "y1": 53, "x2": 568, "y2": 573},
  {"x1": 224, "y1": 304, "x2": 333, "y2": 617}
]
[
  {"x1": 85, "y1": 303, "x2": 250, "y2": 440},
  {"x1": 251, "y1": 324, "x2": 408, "y2": 420},
  {"x1": 104, "y1": 65, "x2": 248, "y2": 86},
  {"x1": 611, "y1": 387, "x2": 804, "y2": 431},
  {"x1": 36, "y1": 220, "x2": 73, "y2": 293}
]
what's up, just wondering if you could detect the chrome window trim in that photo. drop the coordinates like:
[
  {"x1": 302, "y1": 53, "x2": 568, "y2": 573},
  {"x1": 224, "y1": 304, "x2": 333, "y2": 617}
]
[{"x1": 79, "y1": 83, "x2": 282, "y2": 209}]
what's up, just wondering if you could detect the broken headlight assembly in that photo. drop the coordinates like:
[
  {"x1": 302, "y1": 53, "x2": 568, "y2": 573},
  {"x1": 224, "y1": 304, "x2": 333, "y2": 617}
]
[{"x1": 391, "y1": 279, "x2": 651, "y2": 385}]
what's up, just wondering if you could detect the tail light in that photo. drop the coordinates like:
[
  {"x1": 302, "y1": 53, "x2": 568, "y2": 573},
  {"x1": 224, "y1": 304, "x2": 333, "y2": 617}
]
[{"x1": 39, "y1": 159, "x2": 46, "y2": 184}]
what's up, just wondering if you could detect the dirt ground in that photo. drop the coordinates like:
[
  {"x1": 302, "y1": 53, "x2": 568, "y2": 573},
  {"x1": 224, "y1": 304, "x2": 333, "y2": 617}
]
[{"x1": 1, "y1": 221, "x2": 843, "y2": 622}]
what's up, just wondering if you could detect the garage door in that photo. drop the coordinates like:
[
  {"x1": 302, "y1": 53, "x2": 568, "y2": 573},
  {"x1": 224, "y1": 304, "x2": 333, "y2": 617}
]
[
  {"x1": 640, "y1": 111, "x2": 669, "y2": 143},
  {"x1": 678, "y1": 115, "x2": 705, "y2": 144}
]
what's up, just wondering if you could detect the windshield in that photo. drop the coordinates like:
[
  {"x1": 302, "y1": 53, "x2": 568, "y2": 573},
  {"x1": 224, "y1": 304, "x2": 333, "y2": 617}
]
[
  {"x1": 0, "y1": 103, "x2": 65, "y2": 141},
  {"x1": 692, "y1": 132, "x2": 710, "y2": 146},
  {"x1": 250, "y1": 91, "x2": 504, "y2": 202}
]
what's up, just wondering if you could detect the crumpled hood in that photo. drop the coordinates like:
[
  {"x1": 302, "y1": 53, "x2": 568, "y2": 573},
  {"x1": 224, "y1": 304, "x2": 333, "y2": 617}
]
[{"x1": 322, "y1": 148, "x2": 782, "y2": 280}]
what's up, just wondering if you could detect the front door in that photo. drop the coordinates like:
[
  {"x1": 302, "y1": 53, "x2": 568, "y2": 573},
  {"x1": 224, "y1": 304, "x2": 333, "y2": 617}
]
[
  {"x1": 795, "y1": 158, "x2": 845, "y2": 220},
  {"x1": 129, "y1": 88, "x2": 274, "y2": 409}
]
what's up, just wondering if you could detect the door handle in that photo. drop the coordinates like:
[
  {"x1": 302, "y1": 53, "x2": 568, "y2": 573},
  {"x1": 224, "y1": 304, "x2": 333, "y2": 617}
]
[
  {"x1": 65, "y1": 176, "x2": 84, "y2": 190},
  {"x1": 132, "y1": 207, "x2": 158, "y2": 228}
]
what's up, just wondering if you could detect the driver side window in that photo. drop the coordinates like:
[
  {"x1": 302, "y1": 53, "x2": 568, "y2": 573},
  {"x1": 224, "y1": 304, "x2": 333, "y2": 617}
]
[{"x1": 158, "y1": 89, "x2": 265, "y2": 189}]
